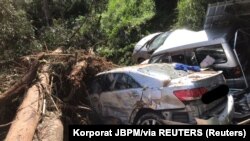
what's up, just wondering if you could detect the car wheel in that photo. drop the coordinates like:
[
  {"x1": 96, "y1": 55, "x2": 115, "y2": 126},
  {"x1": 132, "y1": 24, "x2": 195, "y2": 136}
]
[{"x1": 136, "y1": 113, "x2": 163, "y2": 125}]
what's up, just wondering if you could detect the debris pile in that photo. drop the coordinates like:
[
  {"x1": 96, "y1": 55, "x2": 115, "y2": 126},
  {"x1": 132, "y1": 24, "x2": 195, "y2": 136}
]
[{"x1": 0, "y1": 48, "x2": 116, "y2": 140}]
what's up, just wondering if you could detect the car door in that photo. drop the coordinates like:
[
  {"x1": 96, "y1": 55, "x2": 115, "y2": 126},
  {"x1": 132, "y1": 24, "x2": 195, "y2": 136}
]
[
  {"x1": 99, "y1": 73, "x2": 143, "y2": 123},
  {"x1": 88, "y1": 74, "x2": 112, "y2": 115}
]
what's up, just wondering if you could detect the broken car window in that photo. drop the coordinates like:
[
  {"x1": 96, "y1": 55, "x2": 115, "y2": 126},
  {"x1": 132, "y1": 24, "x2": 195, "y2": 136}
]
[
  {"x1": 90, "y1": 75, "x2": 106, "y2": 94},
  {"x1": 195, "y1": 44, "x2": 227, "y2": 65},
  {"x1": 91, "y1": 74, "x2": 115, "y2": 93},
  {"x1": 149, "y1": 51, "x2": 198, "y2": 66},
  {"x1": 147, "y1": 32, "x2": 170, "y2": 51},
  {"x1": 149, "y1": 54, "x2": 171, "y2": 63},
  {"x1": 171, "y1": 54, "x2": 185, "y2": 64},
  {"x1": 113, "y1": 73, "x2": 141, "y2": 91}
]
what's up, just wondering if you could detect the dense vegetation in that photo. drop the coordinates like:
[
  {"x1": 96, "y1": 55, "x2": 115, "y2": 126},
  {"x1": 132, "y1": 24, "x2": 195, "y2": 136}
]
[{"x1": 0, "y1": 0, "x2": 223, "y2": 65}]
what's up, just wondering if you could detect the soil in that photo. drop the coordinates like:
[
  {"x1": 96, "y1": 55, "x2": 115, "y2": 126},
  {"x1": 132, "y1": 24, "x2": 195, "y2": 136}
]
[{"x1": 0, "y1": 48, "x2": 116, "y2": 140}]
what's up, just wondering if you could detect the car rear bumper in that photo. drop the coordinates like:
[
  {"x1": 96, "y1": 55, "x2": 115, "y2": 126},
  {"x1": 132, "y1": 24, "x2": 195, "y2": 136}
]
[{"x1": 195, "y1": 94, "x2": 234, "y2": 125}]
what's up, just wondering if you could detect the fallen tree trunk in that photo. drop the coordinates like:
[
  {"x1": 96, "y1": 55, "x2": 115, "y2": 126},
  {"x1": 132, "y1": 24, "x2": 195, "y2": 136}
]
[
  {"x1": 5, "y1": 64, "x2": 50, "y2": 141},
  {"x1": 0, "y1": 53, "x2": 45, "y2": 105},
  {"x1": 34, "y1": 48, "x2": 64, "y2": 141},
  {"x1": 40, "y1": 118, "x2": 63, "y2": 141},
  {"x1": 1, "y1": 48, "x2": 115, "y2": 140},
  {"x1": 34, "y1": 112, "x2": 63, "y2": 141}
]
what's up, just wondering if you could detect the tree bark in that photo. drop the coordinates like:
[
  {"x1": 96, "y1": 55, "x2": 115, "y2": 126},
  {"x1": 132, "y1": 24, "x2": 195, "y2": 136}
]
[
  {"x1": 5, "y1": 64, "x2": 50, "y2": 141},
  {"x1": 64, "y1": 60, "x2": 87, "y2": 101},
  {"x1": 41, "y1": 118, "x2": 63, "y2": 141},
  {"x1": 68, "y1": 60, "x2": 87, "y2": 87},
  {"x1": 35, "y1": 113, "x2": 63, "y2": 141}
]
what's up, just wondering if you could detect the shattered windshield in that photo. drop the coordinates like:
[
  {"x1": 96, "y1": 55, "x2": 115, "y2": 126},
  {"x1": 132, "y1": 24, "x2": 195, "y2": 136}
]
[
  {"x1": 138, "y1": 64, "x2": 188, "y2": 79},
  {"x1": 147, "y1": 32, "x2": 170, "y2": 51}
]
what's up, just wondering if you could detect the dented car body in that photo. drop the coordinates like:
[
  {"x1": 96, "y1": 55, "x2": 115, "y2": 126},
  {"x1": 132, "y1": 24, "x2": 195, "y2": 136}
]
[
  {"x1": 89, "y1": 63, "x2": 234, "y2": 125},
  {"x1": 147, "y1": 0, "x2": 250, "y2": 121}
]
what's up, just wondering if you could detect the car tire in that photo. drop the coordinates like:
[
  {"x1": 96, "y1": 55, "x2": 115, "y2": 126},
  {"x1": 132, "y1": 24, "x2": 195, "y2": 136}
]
[{"x1": 136, "y1": 113, "x2": 163, "y2": 125}]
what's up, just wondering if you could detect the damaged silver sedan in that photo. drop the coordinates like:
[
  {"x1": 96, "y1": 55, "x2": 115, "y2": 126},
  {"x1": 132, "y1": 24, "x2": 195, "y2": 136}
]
[{"x1": 88, "y1": 63, "x2": 234, "y2": 125}]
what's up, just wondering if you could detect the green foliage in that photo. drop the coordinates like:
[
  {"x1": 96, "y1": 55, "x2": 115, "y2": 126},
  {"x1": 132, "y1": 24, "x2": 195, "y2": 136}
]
[
  {"x1": 116, "y1": 44, "x2": 135, "y2": 65},
  {"x1": 0, "y1": 0, "x2": 38, "y2": 59},
  {"x1": 39, "y1": 19, "x2": 71, "y2": 49},
  {"x1": 97, "y1": 43, "x2": 135, "y2": 65},
  {"x1": 33, "y1": 0, "x2": 107, "y2": 50},
  {"x1": 98, "y1": 0, "x2": 156, "y2": 65},
  {"x1": 0, "y1": 0, "x2": 217, "y2": 66},
  {"x1": 16, "y1": 0, "x2": 95, "y2": 30},
  {"x1": 0, "y1": 0, "x2": 99, "y2": 58},
  {"x1": 101, "y1": 0, "x2": 155, "y2": 39},
  {"x1": 76, "y1": 15, "x2": 104, "y2": 48},
  {"x1": 175, "y1": 0, "x2": 208, "y2": 30},
  {"x1": 145, "y1": 0, "x2": 177, "y2": 32}
]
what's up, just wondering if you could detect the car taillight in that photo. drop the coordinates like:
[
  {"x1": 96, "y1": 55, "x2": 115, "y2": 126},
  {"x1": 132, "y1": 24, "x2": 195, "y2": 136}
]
[{"x1": 173, "y1": 87, "x2": 208, "y2": 101}]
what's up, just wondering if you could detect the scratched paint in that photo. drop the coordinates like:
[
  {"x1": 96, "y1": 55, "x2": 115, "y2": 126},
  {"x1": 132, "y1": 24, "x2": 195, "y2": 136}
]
[{"x1": 89, "y1": 63, "x2": 233, "y2": 124}]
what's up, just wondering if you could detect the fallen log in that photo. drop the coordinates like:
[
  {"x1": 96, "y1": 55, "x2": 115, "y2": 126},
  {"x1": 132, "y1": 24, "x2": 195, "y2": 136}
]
[
  {"x1": 33, "y1": 48, "x2": 64, "y2": 141},
  {"x1": 34, "y1": 112, "x2": 63, "y2": 141},
  {"x1": 5, "y1": 64, "x2": 50, "y2": 141},
  {"x1": 34, "y1": 77, "x2": 63, "y2": 141},
  {"x1": 4, "y1": 48, "x2": 64, "y2": 141},
  {"x1": 0, "y1": 53, "x2": 45, "y2": 105},
  {"x1": 40, "y1": 118, "x2": 63, "y2": 141}
]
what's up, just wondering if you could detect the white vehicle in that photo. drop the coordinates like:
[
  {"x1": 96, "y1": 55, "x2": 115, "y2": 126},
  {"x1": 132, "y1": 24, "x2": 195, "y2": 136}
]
[
  {"x1": 132, "y1": 32, "x2": 171, "y2": 63},
  {"x1": 149, "y1": 0, "x2": 250, "y2": 120},
  {"x1": 89, "y1": 63, "x2": 234, "y2": 125}
]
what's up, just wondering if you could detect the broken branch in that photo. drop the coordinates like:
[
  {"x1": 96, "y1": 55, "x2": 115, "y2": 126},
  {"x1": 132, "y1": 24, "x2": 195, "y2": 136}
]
[{"x1": 0, "y1": 53, "x2": 45, "y2": 105}]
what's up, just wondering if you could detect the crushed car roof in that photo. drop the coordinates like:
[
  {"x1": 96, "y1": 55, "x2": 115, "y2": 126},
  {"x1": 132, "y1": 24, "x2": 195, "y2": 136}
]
[
  {"x1": 98, "y1": 63, "x2": 171, "y2": 74},
  {"x1": 97, "y1": 63, "x2": 188, "y2": 80},
  {"x1": 153, "y1": 28, "x2": 230, "y2": 56},
  {"x1": 97, "y1": 63, "x2": 190, "y2": 88}
]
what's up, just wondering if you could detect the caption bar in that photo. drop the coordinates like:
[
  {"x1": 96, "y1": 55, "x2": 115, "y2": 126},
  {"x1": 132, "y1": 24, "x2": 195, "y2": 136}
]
[{"x1": 69, "y1": 125, "x2": 249, "y2": 140}]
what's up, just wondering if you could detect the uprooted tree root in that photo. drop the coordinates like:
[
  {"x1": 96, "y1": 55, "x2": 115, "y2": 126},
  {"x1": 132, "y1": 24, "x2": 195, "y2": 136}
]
[{"x1": 0, "y1": 48, "x2": 116, "y2": 141}]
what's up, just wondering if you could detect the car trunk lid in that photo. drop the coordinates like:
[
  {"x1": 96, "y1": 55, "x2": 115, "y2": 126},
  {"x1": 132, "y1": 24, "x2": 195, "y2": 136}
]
[{"x1": 169, "y1": 70, "x2": 228, "y2": 118}]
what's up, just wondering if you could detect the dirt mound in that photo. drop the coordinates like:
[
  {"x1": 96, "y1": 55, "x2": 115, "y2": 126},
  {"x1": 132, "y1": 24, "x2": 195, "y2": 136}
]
[{"x1": 0, "y1": 48, "x2": 116, "y2": 140}]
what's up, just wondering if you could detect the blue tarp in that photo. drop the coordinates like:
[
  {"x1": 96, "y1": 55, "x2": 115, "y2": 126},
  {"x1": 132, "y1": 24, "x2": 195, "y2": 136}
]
[{"x1": 174, "y1": 63, "x2": 201, "y2": 72}]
